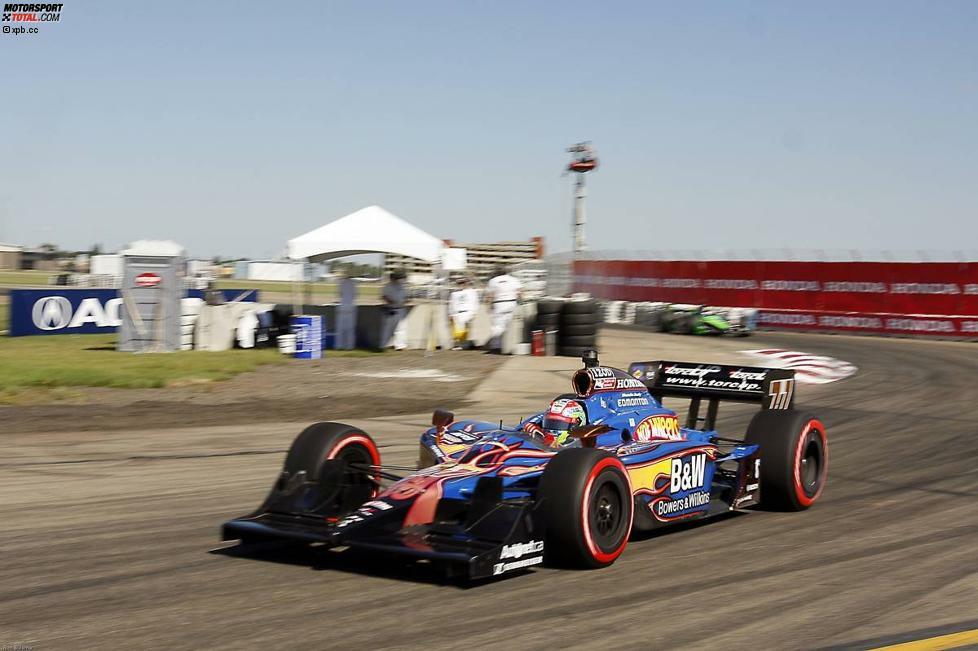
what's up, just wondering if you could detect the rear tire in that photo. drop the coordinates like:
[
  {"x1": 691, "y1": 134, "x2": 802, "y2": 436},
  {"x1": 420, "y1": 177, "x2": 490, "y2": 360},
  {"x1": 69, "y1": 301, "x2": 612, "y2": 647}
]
[
  {"x1": 537, "y1": 448, "x2": 633, "y2": 568},
  {"x1": 744, "y1": 411, "x2": 828, "y2": 511}
]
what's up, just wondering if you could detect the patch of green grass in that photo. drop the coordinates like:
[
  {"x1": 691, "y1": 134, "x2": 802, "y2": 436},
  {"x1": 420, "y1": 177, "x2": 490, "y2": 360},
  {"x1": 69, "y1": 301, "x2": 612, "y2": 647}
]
[
  {"x1": 0, "y1": 334, "x2": 286, "y2": 402},
  {"x1": 0, "y1": 270, "x2": 53, "y2": 288},
  {"x1": 214, "y1": 279, "x2": 382, "y2": 301}
]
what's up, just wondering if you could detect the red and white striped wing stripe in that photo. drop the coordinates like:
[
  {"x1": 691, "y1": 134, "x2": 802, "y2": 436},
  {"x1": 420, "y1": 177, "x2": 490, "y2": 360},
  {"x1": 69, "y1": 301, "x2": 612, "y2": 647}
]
[{"x1": 740, "y1": 348, "x2": 857, "y2": 384}]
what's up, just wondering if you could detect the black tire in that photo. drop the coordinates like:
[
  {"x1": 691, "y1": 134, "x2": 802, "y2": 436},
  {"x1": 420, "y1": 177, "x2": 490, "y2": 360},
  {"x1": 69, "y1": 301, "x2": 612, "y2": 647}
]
[
  {"x1": 536, "y1": 299, "x2": 564, "y2": 315},
  {"x1": 673, "y1": 314, "x2": 694, "y2": 335},
  {"x1": 559, "y1": 334, "x2": 597, "y2": 348},
  {"x1": 744, "y1": 411, "x2": 828, "y2": 511},
  {"x1": 537, "y1": 448, "x2": 633, "y2": 568},
  {"x1": 561, "y1": 300, "x2": 599, "y2": 315},
  {"x1": 560, "y1": 324, "x2": 597, "y2": 337},
  {"x1": 658, "y1": 312, "x2": 674, "y2": 332},
  {"x1": 558, "y1": 345, "x2": 597, "y2": 358},
  {"x1": 535, "y1": 313, "x2": 561, "y2": 328},
  {"x1": 560, "y1": 313, "x2": 599, "y2": 326},
  {"x1": 267, "y1": 422, "x2": 381, "y2": 518}
]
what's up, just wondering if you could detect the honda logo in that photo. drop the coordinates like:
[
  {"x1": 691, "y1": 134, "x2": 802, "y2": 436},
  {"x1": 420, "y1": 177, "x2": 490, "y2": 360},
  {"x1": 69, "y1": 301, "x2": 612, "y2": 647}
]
[{"x1": 32, "y1": 296, "x2": 72, "y2": 330}]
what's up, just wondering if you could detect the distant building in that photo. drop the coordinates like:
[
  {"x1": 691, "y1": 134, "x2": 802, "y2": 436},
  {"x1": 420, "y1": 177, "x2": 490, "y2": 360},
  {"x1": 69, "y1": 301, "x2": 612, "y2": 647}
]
[
  {"x1": 384, "y1": 237, "x2": 544, "y2": 280},
  {"x1": 19, "y1": 246, "x2": 61, "y2": 271},
  {"x1": 0, "y1": 242, "x2": 23, "y2": 270},
  {"x1": 90, "y1": 254, "x2": 123, "y2": 276}
]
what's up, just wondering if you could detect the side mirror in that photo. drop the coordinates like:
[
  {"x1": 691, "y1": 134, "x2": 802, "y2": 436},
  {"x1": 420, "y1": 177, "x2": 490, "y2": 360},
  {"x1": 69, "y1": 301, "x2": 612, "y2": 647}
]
[
  {"x1": 567, "y1": 424, "x2": 613, "y2": 449},
  {"x1": 432, "y1": 409, "x2": 454, "y2": 430}
]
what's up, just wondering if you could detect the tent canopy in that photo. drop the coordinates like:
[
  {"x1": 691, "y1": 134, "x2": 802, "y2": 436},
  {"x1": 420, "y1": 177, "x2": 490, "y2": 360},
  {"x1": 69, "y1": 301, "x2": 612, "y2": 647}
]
[
  {"x1": 287, "y1": 205, "x2": 444, "y2": 263},
  {"x1": 123, "y1": 239, "x2": 185, "y2": 258}
]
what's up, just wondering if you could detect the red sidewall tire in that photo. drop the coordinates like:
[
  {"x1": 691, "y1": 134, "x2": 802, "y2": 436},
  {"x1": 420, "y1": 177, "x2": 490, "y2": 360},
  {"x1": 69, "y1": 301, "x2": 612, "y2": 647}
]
[
  {"x1": 282, "y1": 422, "x2": 382, "y2": 501},
  {"x1": 538, "y1": 448, "x2": 634, "y2": 568},
  {"x1": 793, "y1": 419, "x2": 828, "y2": 508},
  {"x1": 327, "y1": 433, "x2": 381, "y2": 465},
  {"x1": 327, "y1": 433, "x2": 381, "y2": 498},
  {"x1": 581, "y1": 456, "x2": 634, "y2": 565},
  {"x1": 745, "y1": 410, "x2": 829, "y2": 511}
]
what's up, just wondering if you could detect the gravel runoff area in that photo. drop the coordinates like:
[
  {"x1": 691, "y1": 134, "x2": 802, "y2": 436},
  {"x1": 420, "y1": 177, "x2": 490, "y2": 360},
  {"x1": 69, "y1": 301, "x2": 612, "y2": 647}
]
[{"x1": 0, "y1": 350, "x2": 506, "y2": 434}]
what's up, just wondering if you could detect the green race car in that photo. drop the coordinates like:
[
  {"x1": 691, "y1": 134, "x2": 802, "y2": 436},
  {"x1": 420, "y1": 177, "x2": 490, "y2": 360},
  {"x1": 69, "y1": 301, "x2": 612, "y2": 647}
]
[{"x1": 658, "y1": 304, "x2": 753, "y2": 336}]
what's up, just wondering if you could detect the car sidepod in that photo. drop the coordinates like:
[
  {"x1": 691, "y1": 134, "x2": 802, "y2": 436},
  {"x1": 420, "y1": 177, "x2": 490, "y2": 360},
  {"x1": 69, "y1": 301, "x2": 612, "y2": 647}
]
[{"x1": 618, "y1": 439, "x2": 760, "y2": 530}]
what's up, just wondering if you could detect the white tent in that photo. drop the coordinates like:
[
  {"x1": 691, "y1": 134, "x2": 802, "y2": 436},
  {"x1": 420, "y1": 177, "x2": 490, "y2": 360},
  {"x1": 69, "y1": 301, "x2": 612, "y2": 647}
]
[
  {"x1": 122, "y1": 239, "x2": 185, "y2": 257},
  {"x1": 287, "y1": 205, "x2": 444, "y2": 262}
]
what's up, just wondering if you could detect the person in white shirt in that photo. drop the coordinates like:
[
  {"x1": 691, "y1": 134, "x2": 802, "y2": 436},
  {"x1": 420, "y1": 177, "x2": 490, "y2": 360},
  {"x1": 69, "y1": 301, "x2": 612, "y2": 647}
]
[
  {"x1": 448, "y1": 276, "x2": 479, "y2": 350},
  {"x1": 380, "y1": 270, "x2": 408, "y2": 350},
  {"x1": 485, "y1": 265, "x2": 522, "y2": 353},
  {"x1": 336, "y1": 268, "x2": 357, "y2": 350}
]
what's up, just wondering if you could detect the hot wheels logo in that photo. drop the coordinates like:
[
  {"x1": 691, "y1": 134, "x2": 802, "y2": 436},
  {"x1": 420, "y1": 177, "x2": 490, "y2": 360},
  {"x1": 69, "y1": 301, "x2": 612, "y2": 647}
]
[{"x1": 634, "y1": 414, "x2": 681, "y2": 441}]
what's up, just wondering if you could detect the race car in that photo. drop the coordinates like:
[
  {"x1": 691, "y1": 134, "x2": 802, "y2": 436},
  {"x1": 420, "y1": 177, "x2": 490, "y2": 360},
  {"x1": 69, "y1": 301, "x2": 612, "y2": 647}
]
[
  {"x1": 658, "y1": 304, "x2": 756, "y2": 336},
  {"x1": 222, "y1": 351, "x2": 827, "y2": 579}
]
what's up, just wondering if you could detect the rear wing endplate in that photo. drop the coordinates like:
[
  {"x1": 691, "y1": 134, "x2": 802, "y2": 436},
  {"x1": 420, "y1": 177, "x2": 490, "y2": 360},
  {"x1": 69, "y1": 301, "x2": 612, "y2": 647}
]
[{"x1": 627, "y1": 360, "x2": 795, "y2": 431}]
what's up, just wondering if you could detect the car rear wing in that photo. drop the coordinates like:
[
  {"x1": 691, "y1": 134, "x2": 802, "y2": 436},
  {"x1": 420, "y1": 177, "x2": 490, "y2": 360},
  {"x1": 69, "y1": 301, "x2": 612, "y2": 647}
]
[{"x1": 627, "y1": 360, "x2": 796, "y2": 431}]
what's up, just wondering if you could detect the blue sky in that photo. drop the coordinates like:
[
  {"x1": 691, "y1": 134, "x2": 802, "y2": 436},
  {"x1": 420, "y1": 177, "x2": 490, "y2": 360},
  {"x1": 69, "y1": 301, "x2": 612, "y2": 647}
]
[{"x1": 1, "y1": 1, "x2": 976, "y2": 258}]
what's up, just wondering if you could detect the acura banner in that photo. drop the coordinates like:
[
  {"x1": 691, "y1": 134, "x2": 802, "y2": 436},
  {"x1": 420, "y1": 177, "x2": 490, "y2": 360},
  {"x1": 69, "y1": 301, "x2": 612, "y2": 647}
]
[{"x1": 8, "y1": 289, "x2": 259, "y2": 337}]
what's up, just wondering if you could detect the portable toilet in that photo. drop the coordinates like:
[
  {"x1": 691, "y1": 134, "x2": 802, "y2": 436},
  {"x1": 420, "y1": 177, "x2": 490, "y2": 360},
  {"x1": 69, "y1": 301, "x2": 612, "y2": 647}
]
[{"x1": 118, "y1": 240, "x2": 186, "y2": 352}]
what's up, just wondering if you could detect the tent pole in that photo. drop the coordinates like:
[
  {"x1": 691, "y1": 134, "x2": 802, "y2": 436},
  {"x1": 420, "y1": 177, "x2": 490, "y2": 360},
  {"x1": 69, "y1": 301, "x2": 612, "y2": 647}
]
[{"x1": 291, "y1": 260, "x2": 302, "y2": 318}]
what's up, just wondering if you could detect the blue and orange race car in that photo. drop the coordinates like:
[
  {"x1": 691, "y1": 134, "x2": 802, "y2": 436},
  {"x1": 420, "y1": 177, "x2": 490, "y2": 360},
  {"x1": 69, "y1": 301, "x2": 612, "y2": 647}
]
[{"x1": 222, "y1": 351, "x2": 828, "y2": 579}]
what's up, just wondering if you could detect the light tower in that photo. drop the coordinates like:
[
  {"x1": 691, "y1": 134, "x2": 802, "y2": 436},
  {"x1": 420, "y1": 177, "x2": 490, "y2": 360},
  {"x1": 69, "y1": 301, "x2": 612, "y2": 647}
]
[{"x1": 566, "y1": 141, "x2": 598, "y2": 255}]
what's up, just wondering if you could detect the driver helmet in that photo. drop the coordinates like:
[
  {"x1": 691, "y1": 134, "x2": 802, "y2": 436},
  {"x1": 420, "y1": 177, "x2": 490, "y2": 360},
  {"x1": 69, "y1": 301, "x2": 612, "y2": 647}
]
[{"x1": 542, "y1": 398, "x2": 588, "y2": 446}]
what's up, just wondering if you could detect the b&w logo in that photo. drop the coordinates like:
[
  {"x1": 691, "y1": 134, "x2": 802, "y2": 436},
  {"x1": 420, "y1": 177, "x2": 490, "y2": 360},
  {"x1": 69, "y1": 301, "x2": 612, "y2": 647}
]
[
  {"x1": 670, "y1": 453, "x2": 707, "y2": 492},
  {"x1": 32, "y1": 296, "x2": 72, "y2": 330}
]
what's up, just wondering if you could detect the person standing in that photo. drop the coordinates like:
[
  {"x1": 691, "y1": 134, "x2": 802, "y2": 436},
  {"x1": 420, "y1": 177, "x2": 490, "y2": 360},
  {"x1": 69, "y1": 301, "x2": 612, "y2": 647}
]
[
  {"x1": 380, "y1": 270, "x2": 408, "y2": 350},
  {"x1": 448, "y1": 276, "x2": 479, "y2": 350},
  {"x1": 485, "y1": 265, "x2": 522, "y2": 353},
  {"x1": 335, "y1": 268, "x2": 357, "y2": 350}
]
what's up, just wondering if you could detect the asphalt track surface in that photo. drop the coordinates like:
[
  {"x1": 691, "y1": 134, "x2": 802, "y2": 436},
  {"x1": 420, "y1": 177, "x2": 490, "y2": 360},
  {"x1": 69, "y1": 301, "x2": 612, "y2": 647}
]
[{"x1": 3, "y1": 330, "x2": 978, "y2": 650}]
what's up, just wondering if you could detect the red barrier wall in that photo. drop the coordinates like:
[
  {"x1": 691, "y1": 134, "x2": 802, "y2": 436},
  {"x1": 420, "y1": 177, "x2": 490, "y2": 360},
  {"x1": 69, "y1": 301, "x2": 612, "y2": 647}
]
[{"x1": 573, "y1": 260, "x2": 978, "y2": 337}]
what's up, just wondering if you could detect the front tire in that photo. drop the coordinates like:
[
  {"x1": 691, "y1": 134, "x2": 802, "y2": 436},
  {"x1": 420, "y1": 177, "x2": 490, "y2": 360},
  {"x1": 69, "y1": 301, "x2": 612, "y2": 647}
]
[
  {"x1": 745, "y1": 411, "x2": 828, "y2": 511},
  {"x1": 267, "y1": 422, "x2": 381, "y2": 518},
  {"x1": 537, "y1": 449, "x2": 633, "y2": 568}
]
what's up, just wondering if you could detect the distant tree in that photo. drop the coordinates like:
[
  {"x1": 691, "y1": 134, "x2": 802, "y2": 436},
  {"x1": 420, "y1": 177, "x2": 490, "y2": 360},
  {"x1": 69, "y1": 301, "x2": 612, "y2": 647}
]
[{"x1": 89, "y1": 243, "x2": 103, "y2": 256}]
